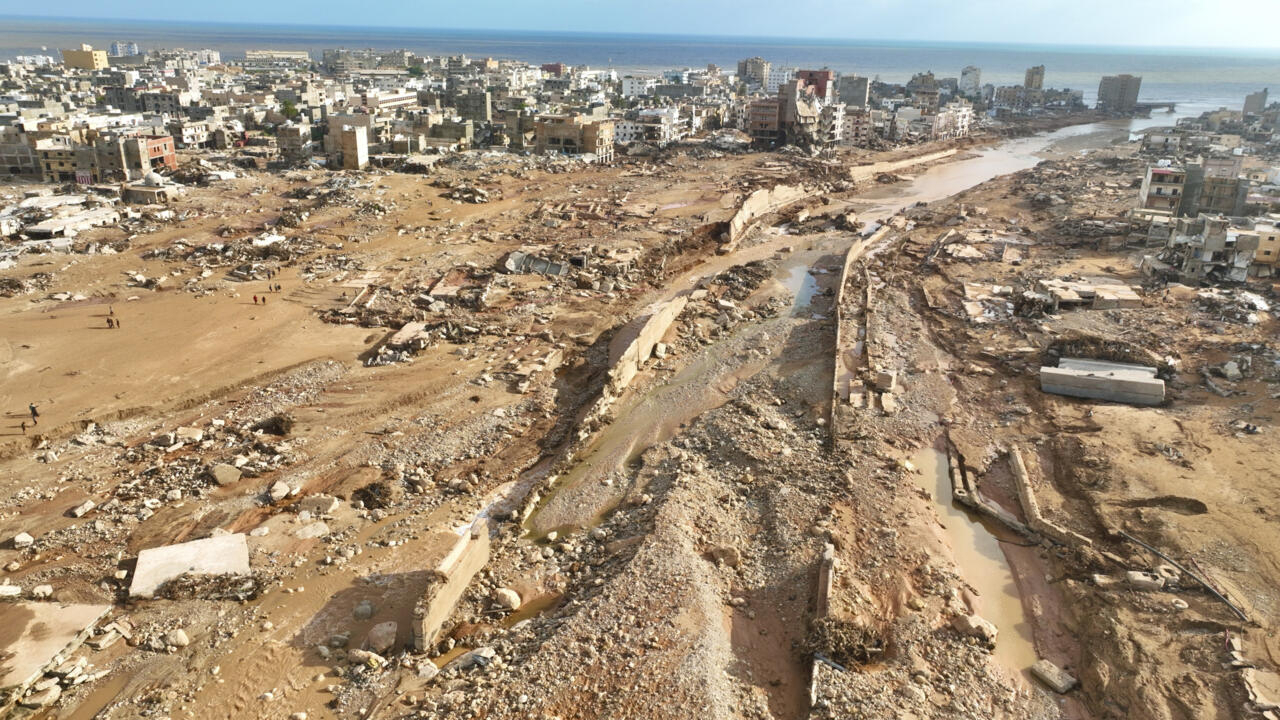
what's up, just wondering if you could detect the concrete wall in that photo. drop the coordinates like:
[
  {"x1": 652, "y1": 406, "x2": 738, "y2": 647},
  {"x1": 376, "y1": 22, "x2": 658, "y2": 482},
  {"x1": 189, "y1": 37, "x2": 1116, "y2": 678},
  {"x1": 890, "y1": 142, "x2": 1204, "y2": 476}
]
[
  {"x1": 847, "y1": 148, "x2": 957, "y2": 183},
  {"x1": 606, "y1": 296, "x2": 688, "y2": 395},
  {"x1": 726, "y1": 184, "x2": 810, "y2": 247},
  {"x1": 412, "y1": 519, "x2": 491, "y2": 652},
  {"x1": 1009, "y1": 447, "x2": 1094, "y2": 548}
]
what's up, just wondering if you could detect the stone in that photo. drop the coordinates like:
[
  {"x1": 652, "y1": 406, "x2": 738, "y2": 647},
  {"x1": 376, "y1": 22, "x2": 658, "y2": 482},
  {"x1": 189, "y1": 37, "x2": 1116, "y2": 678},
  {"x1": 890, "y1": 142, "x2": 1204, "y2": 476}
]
[
  {"x1": 1222, "y1": 361, "x2": 1243, "y2": 382},
  {"x1": 1031, "y1": 659, "x2": 1078, "y2": 693},
  {"x1": 874, "y1": 370, "x2": 898, "y2": 392},
  {"x1": 297, "y1": 494, "x2": 340, "y2": 515},
  {"x1": 0, "y1": 585, "x2": 22, "y2": 597},
  {"x1": 444, "y1": 646, "x2": 495, "y2": 671},
  {"x1": 493, "y1": 588, "x2": 522, "y2": 610},
  {"x1": 951, "y1": 614, "x2": 998, "y2": 644},
  {"x1": 69, "y1": 500, "x2": 96, "y2": 518},
  {"x1": 19, "y1": 685, "x2": 61, "y2": 709},
  {"x1": 295, "y1": 522, "x2": 330, "y2": 540},
  {"x1": 12, "y1": 532, "x2": 33, "y2": 549},
  {"x1": 268, "y1": 481, "x2": 291, "y2": 502},
  {"x1": 353, "y1": 600, "x2": 375, "y2": 620},
  {"x1": 175, "y1": 426, "x2": 204, "y2": 443},
  {"x1": 1125, "y1": 570, "x2": 1165, "y2": 591},
  {"x1": 249, "y1": 527, "x2": 270, "y2": 537},
  {"x1": 30, "y1": 584, "x2": 53, "y2": 599},
  {"x1": 348, "y1": 649, "x2": 386, "y2": 668},
  {"x1": 365, "y1": 621, "x2": 397, "y2": 653},
  {"x1": 207, "y1": 463, "x2": 242, "y2": 486},
  {"x1": 165, "y1": 629, "x2": 191, "y2": 647},
  {"x1": 708, "y1": 546, "x2": 741, "y2": 568}
]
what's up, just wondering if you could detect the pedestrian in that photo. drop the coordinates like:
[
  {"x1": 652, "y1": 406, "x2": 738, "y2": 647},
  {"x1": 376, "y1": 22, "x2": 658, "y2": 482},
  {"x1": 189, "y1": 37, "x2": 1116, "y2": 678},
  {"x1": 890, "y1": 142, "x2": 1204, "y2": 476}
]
[
  {"x1": 115, "y1": 318, "x2": 121, "y2": 329},
  {"x1": 107, "y1": 317, "x2": 114, "y2": 329},
  {"x1": 253, "y1": 295, "x2": 258, "y2": 304},
  {"x1": 262, "y1": 296, "x2": 267, "y2": 305},
  {"x1": 20, "y1": 421, "x2": 26, "y2": 434},
  {"x1": 29, "y1": 404, "x2": 38, "y2": 425},
  {"x1": 108, "y1": 305, "x2": 114, "y2": 316}
]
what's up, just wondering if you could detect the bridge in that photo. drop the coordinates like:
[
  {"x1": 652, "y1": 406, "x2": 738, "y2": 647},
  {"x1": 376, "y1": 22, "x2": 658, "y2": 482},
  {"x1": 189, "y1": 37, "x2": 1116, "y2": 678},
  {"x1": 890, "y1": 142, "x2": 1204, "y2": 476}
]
[{"x1": 1135, "y1": 101, "x2": 1177, "y2": 114}]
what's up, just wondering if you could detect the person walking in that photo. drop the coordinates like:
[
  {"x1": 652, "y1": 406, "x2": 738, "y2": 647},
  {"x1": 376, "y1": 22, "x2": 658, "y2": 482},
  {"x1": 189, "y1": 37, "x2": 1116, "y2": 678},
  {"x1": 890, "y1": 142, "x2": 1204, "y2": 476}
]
[
  {"x1": 253, "y1": 295, "x2": 258, "y2": 305},
  {"x1": 28, "y1": 404, "x2": 38, "y2": 425},
  {"x1": 20, "y1": 421, "x2": 26, "y2": 434},
  {"x1": 107, "y1": 317, "x2": 114, "y2": 329}
]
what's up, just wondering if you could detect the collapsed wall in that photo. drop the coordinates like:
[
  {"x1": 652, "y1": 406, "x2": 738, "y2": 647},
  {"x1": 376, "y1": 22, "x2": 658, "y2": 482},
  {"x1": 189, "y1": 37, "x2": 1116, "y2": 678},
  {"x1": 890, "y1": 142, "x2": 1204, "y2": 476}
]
[
  {"x1": 724, "y1": 184, "x2": 811, "y2": 249},
  {"x1": 605, "y1": 296, "x2": 689, "y2": 395},
  {"x1": 847, "y1": 148, "x2": 957, "y2": 184},
  {"x1": 412, "y1": 519, "x2": 491, "y2": 652}
]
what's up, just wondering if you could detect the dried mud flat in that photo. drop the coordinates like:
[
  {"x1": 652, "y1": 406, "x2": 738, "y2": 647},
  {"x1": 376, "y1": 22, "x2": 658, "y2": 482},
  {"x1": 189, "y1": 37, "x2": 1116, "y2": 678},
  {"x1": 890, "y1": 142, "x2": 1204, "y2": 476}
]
[{"x1": 0, "y1": 116, "x2": 1274, "y2": 720}]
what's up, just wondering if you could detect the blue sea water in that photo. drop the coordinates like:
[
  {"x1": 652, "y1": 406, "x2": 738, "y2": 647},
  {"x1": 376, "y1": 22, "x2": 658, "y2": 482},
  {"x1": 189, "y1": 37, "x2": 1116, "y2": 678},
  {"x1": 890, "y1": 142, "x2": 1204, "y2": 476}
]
[{"x1": 2, "y1": 16, "x2": 1278, "y2": 113}]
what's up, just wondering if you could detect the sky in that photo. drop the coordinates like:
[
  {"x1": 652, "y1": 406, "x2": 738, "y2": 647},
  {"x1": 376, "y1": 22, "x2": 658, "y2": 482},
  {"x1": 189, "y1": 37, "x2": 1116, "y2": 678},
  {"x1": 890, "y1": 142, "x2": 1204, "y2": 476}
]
[{"x1": 11, "y1": 0, "x2": 1280, "y2": 50}]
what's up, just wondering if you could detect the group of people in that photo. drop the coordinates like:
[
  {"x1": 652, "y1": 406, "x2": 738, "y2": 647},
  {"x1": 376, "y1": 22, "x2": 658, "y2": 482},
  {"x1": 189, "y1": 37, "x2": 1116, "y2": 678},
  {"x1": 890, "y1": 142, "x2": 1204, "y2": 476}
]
[
  {"x1": 20, "y1": 403, "x2": 37, "y2": 434},
  {"x1": 253, "y1": 281, "x2": 283, "y2": 306},
  {"x1": 105, "y1": 305, "x2": 121, "y2": 329}
]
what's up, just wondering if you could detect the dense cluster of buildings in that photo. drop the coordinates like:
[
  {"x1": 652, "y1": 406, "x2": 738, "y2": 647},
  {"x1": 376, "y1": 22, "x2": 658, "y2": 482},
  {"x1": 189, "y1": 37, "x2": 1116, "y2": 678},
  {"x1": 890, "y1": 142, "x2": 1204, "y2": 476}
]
[
  {"x1": 1, "y1": 41, "x2": 1243, "y2": 188},
  {"x1": 1131, "y1": 97, "x2": 1280, "y2": 282}
]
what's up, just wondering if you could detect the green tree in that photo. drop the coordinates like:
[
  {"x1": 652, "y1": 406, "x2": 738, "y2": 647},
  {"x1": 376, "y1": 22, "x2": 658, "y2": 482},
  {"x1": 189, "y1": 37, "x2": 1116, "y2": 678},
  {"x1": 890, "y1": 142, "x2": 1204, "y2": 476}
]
[
  {"x1": 407, "y1": 65, "x2": 425, "y2": 77},
  {"x1": 281, "y1": 100, "x2": 300, "y2": 119}
]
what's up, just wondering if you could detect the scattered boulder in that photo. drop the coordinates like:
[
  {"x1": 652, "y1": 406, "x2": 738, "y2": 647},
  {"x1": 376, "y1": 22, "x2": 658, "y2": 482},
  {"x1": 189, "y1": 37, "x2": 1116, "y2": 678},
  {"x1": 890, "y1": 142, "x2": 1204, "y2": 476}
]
[
  {"x1": 952, "y1": 614, "x2": 998, "y2": 644},
  {"x1": 165, "y1": 628, "x2": 191, "y2": 647},
  {"x1": 12, "y1": 532, "x2": 33, "y2": 549},
  {"x1": 297, "y1": 494, "x2": 340, "y2": 515},
  {"x1": 493, "y1": 588, "x2": 522, "y2": 611},
  {"x1": 353, "y1": 600, "x2": 375, "y2": 620},
  {"x1": 207, "y1": 463, "x2": 242, "y2": 486},
  {"x1": 365, "y1": 621, "x2": 397, "y2": 653},
  {"x1": 267, "y1": 481, "x2": 291, "y2": 502}
]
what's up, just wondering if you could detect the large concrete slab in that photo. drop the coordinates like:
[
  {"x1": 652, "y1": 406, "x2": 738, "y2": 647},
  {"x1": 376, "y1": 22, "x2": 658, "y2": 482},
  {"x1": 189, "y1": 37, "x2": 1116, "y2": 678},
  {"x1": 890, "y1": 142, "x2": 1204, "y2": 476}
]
[
  {"x1": 130, "y1": 533, "x2": 251, "y2": 598},
  {"x1": 1040, "y1": 358, "x2": 1164, "y2": 406},
  {"x1": 0, "y1": 602, "x2": 110, "y2": 691}
]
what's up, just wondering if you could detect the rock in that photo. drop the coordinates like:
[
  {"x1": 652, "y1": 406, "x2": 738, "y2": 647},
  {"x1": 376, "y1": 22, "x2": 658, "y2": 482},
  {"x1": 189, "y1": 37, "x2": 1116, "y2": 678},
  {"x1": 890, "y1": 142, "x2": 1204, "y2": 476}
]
[
  {"x1": 30, "y1": 584, "x2": 53, "y2": 599},
  {"x1": 268, "y1": 481, "x2": 291, "y2": 502},
  {"x1": 294, "y1": 522, "x2": 330, "y2": 540},
  {"x1": 708, "y1": 546, "x2": 741, "y2": 568},
  {"x1": 444, "y1": 646, "x2": 495, "y2": 671},
  {"x1": 69, "y1": 500, "x2": 96, "y2": 518},
  {"x1": 1125, "y1": 570, "x2": 1165, "y2": 591},
  {"x1": 20, "y1": 685, "x2": 61, "y2": 709},
  {"x1": 493, "y1": 588, "x2": 521, "y2": 610},
  {"x1": 0, "y1": 585, "x2": 22, "y2": 598},
  {"x1": 12, "y1": 532, "x2": 33, "y2": 549},
  {"x1": 951, "y1": 614, "x2": 998, "y2": 644},
  {"x1": 249, "y1": 527, "x2": 270, "y2": 537},
  {"x1": 365, "y1": 621, "x2": 397, "y2": 653},
  {"x1": 165, "y1": 629, "x2": 190, "y2": 647},
  {"x1": 207, "y1": 463, "x2": 242, "y2": 486},
  {"x1": 353, "y1": 600, "x2": 375, "y2": 620},
  {"x1": 289, "y1": 713, "x2": 308, "y2": 720},
  {"x1": 1031, "y1": 659, "x2": 1078, "y2": 693},
  {"x1": 417, "y1": 660, "x2": 440, "y2": 680},
  {"x1": 297, "y1": 494, "x2": 340, "y2": 515},
  {"x1": 874, "y1": 370, "x2": 898, "y2": 392},
  {"x1": 1222, "y1": 361, "x2": 1243, "y2": 382},
  {"x1": 348, "y1": 648, "x2": 386, "y2": 668}
]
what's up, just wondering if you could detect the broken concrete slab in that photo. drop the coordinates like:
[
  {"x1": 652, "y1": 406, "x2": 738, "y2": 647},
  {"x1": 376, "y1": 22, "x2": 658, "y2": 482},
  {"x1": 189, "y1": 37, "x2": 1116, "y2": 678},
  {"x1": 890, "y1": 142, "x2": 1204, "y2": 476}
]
[
  {"x1": 1031, "y1": 659, "x2": 1078, "y2": 693},
  {"x1": 130, "y1": 533, "x2": 250, "y2": 598},
  {"x1": 0, "y1": 602, "x2": 110, "y2": 693},
  {"x1": 296, "y1": 494, "x2": 340, "y2": 515},
  {"x1": 1040, "y1": 358, "x2": 1164, "y2": 406}
]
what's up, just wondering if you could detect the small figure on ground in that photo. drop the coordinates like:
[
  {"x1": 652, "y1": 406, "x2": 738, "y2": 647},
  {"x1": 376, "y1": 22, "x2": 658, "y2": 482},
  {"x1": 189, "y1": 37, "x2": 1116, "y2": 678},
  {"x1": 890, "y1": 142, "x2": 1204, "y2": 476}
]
[
  {"x1": 20, "y1": 421, "x2": 26, "y2": 434},
  {"x1": 108, "y1": 305, "x2": 114, "y2": 316},
  {"x1": 253, "y1": 295, "x2": 258, "y2": 304},
  {"x1": 29, "y1": 404, "x2": 38, "y2": 425},
  {"x1": 107, "y1": 317, "x2": 114, "y2": 329}
]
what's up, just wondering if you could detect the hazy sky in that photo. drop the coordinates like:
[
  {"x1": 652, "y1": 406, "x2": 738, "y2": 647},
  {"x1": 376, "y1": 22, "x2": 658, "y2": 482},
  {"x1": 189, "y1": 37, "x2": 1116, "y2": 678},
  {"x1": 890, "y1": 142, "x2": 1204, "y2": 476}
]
[{"x1": 16, "y1": 0, "x2": 1280, "y2": 49}]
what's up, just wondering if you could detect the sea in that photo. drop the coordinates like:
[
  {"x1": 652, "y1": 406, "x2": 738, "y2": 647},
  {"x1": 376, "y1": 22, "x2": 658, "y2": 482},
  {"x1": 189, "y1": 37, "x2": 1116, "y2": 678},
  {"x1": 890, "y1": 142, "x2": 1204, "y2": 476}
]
[{"x1": 3, "y1": 15, "x2": 1279, "y2": 117}]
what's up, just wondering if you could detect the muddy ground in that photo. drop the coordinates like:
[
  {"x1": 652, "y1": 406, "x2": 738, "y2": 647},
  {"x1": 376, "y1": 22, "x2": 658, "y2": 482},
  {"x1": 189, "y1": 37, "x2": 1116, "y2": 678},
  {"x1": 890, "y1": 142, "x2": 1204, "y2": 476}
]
[{"x1": 0, "y1": 113, "x2": 1273, "y2": 720}]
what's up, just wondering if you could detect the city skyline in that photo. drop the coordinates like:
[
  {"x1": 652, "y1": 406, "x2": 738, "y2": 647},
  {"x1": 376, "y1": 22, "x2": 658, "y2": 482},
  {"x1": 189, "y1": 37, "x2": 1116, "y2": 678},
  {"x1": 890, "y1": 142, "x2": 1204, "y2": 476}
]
[{"x1": 8, "y1": 0, "x2": 1280, "y2": 51}]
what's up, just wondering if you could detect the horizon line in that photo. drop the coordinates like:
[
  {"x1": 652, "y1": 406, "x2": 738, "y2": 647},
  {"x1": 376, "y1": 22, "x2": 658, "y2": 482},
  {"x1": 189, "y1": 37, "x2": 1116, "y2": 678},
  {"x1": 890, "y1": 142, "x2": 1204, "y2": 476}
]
[{"x1": 4, "y1": 13, "x2": 1280, "y2": 57}]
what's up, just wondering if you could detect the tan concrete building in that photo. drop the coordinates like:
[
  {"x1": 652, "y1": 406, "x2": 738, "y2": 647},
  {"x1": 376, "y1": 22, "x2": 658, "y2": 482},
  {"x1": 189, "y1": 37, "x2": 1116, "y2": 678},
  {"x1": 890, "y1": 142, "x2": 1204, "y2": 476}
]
[
  {"x1": 533, "y1": 115, "x2": 614, "y2": 162},
  {"x1": 61, "y1": 44, "x2": 108, "y2": 71}
]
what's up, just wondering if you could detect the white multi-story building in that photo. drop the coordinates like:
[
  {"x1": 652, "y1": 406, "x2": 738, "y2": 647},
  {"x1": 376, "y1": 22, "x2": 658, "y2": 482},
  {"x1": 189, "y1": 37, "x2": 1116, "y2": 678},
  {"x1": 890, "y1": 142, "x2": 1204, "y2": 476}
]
[
  {"x1": 765, "y1": 67, "x2": 797, "y2": 94},
  {"x1": 621, "y1": 75, "x2": 657, "y2": 98}
]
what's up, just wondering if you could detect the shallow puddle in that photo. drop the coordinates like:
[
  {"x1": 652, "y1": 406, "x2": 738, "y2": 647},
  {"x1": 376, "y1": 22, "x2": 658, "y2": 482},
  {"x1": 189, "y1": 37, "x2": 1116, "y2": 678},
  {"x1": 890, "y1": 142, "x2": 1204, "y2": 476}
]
[{"x1": 911, "y1": 446, "x2": 1037, "y2": 677}]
